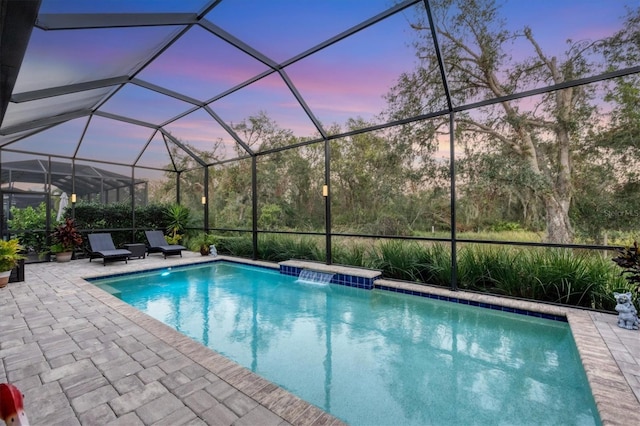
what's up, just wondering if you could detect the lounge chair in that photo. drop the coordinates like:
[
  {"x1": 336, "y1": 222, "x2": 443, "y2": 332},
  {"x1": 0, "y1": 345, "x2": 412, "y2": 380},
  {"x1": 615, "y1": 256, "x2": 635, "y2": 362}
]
[
  {"x1": 88, "y1": 233, "x2": 132, "y2": 266},
  {"x1": 145, "y1": 230, "x2": 186, "y2": 258}
]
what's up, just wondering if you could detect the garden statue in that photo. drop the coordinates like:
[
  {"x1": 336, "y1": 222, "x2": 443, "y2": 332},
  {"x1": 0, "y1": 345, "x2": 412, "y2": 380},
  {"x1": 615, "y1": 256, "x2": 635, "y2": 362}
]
[
  {"x1": 614, "y1": 292, "x2": 639, "y2": 330},
  {"x1": 0, "y1": 383, "x2": 29, "y2": 426}
]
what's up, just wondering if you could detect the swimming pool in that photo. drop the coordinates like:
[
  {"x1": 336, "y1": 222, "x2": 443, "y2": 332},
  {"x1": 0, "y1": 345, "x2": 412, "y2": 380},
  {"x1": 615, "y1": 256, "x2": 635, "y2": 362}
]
[{"x1": 90, "y1": 261, "x2": 600, "y2": 425}]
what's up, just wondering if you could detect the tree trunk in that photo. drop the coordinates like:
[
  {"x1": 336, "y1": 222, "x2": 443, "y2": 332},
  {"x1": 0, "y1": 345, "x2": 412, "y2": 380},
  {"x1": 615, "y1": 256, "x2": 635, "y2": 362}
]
[{"x1": 543, "y1": 194, "x2": 573, "y2": 244}]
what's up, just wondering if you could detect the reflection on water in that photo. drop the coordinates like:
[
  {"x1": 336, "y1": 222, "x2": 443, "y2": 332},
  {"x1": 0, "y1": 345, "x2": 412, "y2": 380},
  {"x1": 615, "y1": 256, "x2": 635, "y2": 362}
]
[{"x1": 95, "y1": 262, "x2": 600, "y2": 426}]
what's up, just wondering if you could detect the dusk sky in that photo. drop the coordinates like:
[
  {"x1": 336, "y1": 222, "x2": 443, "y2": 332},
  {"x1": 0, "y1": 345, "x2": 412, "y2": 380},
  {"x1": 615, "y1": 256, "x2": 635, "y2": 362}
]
[{"x1": 2, "y1": 0, "x2": 637, "y2": 177}]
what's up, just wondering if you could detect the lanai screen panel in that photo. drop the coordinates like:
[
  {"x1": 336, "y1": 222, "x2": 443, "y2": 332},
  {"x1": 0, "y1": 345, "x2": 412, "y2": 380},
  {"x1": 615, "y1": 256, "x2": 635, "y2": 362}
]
[
  {"x1": 0, "y1": 127, "x2": 51, "y2": 149},
  {"x1": 73, "y1": 160, "x2": 135, "y2": 203},
  {"x1": 13, "y1": 26, "x2": 184, "y2": 93},
  {"x1": 100, "y1": 84, "x2": 195, "y2": 127},
  {"x1": 180, "y1": 167, "x2": 206, "y2": 221},
  {"x1": 257, "y1": 146, "x2": 325, "y2": 233},
  {"x1": 136, "y1": 166, "x2": 176, "y2": 205},
  {"x1": 2, "y1": 88, "x2": 111, "y2": 131},
  {"x1": 135, "y1": 132, "x2": 178, "y2": 171},
  {"x1": 76, "y1": 116, "x2": 152, "y2": 165},
  {"x1": 286, "y1": 2, "x2": 441, "y2": 134},
  {"x1": 5, "y1": 118, "x2": 87, "y2": 158},
  {"x1": 137, "y1": 25, "x2": 271, "y2": 103},
  {"x1": 164, "y1": 109, "x2": 242, "y2": 163},
  {"x1": 209, "y1": 160, "x2": 252, "y2": 231},
  {"x1": 210, "y1": 72, "x2": 320, "y2": 147},
  {"x1": 423, "y1": 0, "x2": 635, "y2": 107},
  {"x1": 205, "y1": 0, "x2": 395, "y2": 64},
  {"x1": 1, "y1": 153, "x2": 50, "y2": 192}
]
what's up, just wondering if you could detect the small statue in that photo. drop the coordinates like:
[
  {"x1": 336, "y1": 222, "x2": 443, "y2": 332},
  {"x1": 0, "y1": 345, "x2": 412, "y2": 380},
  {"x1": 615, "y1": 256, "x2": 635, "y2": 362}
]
[
  {"x1": 614, "y1": 292, "x2": 639, "y2": 330},
  {"x1": 0, "y1": 383, "x2": 29, "y2": 426}
]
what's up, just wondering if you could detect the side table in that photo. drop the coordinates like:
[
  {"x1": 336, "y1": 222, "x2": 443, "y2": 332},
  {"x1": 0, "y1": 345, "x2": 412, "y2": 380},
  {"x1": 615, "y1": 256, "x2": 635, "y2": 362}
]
[{"x1": 124, "y1": 243, "x2": 146, "y2": 259}]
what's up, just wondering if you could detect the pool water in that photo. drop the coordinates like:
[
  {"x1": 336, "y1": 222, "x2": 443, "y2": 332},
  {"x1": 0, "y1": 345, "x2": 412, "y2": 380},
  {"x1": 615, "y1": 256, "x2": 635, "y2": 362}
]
[{"x1": 91, "y1": 261, "x2": 600, "y2": 425}]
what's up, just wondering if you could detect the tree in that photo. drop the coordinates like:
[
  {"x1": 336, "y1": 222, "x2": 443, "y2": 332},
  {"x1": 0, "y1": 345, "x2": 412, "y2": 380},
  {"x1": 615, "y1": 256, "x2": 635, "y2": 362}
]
[
  {"x1": 588, "y1": 7, "x2": 640, "y2": 239},
  {"x1": 386, "y1": 0, "x2": 608, "y2": 243}
]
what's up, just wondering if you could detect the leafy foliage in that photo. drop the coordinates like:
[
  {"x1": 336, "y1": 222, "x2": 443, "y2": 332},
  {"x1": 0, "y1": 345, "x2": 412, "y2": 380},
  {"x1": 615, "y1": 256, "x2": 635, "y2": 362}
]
[
  {"x1": 51, "y1": 218, "x2": 83, "y2": 251},
  {"x1": 217, "y1": 234, "x2": 624, "y2": 311},
  {"x1": 164, "y1": 204, "x2": 191, "y2": 243},
  {"x1": 257, "y1": 234, "x2": 325, "y2": 262},
  {"x1": 0, "y1": 239, "x2": 24, "y2": 271},
  {"x1": 612, "y1": 241, "x2": 640, "y2": 292},
  {"x1": 7, "y1": 203, "x2": 50, "y2": 254}
]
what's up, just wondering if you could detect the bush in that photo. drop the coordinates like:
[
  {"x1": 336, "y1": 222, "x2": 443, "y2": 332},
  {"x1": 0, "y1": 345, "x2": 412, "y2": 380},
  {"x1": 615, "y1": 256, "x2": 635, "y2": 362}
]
[
  {"x1": 7, "y1": 203, "x2": 50, "y2": 254},
  {"x1": 239, "y1": 235, "x2": 624, "y2": 311},
  {"x1": 257, "y1": 234, "x2": 324, "y2": 262},
  {"x1": 215, "y1": 236, "x2": 253, "y2": 257}
]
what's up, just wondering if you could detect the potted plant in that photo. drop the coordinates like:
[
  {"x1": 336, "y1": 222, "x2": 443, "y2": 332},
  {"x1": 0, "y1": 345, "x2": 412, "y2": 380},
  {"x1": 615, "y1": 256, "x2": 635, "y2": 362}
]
[
  {"x1": 50, "y1": 218, "x2": 83, "y2": 262},
  {"x1": 0, "y1": 238, "x2": 24, "y2": 288},
  {"x1": 192, "y1": 233, "x2": 216, "y2": 256}
]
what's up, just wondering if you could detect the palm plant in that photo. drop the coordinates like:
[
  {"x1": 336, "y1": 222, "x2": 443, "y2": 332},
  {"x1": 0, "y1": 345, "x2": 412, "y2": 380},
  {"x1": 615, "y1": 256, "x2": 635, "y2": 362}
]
[{"x1": 164, "y1": 204, "x2": 191, "y2": 244}]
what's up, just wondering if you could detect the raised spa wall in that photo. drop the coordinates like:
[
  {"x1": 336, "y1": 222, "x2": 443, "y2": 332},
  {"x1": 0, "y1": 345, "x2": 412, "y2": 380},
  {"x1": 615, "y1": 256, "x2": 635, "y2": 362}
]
[
  {"x1": 277, "y1": 259, "x2": 567, "y2": 322},
  {"x1": 278, "y1": 260, "x2": 381, "y2": 289}
]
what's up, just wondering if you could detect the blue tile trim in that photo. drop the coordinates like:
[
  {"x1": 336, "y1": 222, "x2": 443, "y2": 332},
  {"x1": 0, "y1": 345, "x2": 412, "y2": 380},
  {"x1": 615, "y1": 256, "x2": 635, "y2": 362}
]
[
  {"x1": 279, "y1": 266, "x2": 378, "y2": 289},
  {"x1": 374, "y1": 284, "x2": 567, "y2": 322}
]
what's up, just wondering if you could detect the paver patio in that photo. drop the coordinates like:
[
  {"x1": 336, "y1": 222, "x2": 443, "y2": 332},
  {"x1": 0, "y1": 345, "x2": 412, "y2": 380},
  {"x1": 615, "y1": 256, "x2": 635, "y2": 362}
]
[{"x1": 1, "y1": 252, "x2": 640, "y2": 425}]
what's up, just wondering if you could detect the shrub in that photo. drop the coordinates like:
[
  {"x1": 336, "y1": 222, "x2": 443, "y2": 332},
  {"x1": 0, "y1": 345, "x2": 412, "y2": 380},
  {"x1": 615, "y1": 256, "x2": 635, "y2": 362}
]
[
  {"x1": 257, "y1": 234, "x2": 324, "y2": 262},
  {"x1": 612, "y1": 241, "x2": 640, "y2": 291},
  {"x1": 0, "y1": 239, "x2": 24, "y2": 272},
  {"x1": 215, "y1": 236, "x2": 253, "y2": 257},
  {"x1": 7, "y1": 203, "x2": 50, "y2": 254},
  {"x1": 369, "y1": 240, "x2": 422, "y2": 282},
  {"x1": 50, "y1": 218, "x2": 83, "y2": 252}
]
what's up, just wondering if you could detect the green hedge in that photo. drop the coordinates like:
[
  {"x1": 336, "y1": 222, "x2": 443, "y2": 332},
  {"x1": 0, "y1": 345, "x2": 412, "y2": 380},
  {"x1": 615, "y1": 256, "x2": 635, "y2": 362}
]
[
  {"x1": 212, "y1": 234, "x2": 628, "y2": 311},
  {"x1": 72, "y1": 202, "x2": 172, "y2": 249}
]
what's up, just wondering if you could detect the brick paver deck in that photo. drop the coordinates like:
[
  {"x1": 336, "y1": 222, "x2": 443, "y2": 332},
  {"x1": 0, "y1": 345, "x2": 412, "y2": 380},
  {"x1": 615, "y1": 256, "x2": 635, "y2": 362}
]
[
  {"x1": 1, "y1": 253, "x2": 639, "y2": 425},
  {"x1": 0, "y1": 253, "x2": 342, "y2": 426}
]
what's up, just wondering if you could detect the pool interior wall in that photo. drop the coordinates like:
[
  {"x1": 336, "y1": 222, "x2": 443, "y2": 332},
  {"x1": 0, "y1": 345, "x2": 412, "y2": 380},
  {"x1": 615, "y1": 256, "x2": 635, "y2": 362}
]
[
  {"x1": 80, "y1": 255, "x2": 640, "y2": 425},
  {"x1": 85, "y1": 256, "x2": 608, "y2": 422},
  {"x1": 89, "y1": 258, "x2": 568, "y2": 322}
]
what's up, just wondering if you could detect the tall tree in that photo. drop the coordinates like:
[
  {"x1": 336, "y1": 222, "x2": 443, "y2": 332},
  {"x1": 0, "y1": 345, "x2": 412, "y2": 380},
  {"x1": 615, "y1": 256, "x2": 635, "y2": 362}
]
[{"x1": 386, "y1": 0, "x2": 606, "y2": 243}]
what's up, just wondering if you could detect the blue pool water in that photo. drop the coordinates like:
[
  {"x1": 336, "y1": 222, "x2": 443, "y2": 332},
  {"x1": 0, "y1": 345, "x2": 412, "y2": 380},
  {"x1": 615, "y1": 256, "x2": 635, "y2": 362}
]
[{"x1": 91, "y1": 261, "x2": 600, "y2": 425}]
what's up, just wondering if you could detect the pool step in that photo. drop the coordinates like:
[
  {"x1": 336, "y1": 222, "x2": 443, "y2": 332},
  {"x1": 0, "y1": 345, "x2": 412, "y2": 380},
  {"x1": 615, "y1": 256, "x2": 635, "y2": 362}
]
[{"x1": 95, "y1": 283, "x2": 121, "y2": 298}]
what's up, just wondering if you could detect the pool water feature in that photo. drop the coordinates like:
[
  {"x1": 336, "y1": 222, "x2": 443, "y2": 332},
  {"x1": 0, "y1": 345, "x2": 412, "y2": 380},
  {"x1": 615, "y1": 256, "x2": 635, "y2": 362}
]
[
  {"x1": 90, "y1": 261, "x2": 600, "y2": 425},
  {"x1": 296, "y1": 269, "x2": 335, "y2": 285}
]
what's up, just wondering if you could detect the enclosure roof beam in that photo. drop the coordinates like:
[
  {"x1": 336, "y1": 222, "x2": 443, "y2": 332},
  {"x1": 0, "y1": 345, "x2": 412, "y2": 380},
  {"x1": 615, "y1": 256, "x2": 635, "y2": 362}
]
[
  {"x1": 35, "y1": 13, "x2": 198, "y2": 30},
  {"x1": 131, "y1": 78, "x2": 204, "y2": 107},
  {"x1": 281, "y1": 0, "x2": 419, "y2": 68},
  {"x1": 11, "y1": 76, "x2": 128, "y2": 103},
  {"x1": 279, "y1": 70, "x2": 327, "y2": 139},
  {"x1": 161, "y1": 129, "x2": 208, "y2": 167},
  {"x1": 0, "y1": 0, "x2": 41, "y2": 125},
  {"x1": 92, "y1": 110, "x2": 158, "y2": 129},
  {"x1": 453, "y1": 65, "x2": 640, "y2": 114},
  {"x1": 198, "y1": 19, "x2": 279, "y2": 70},
  {"x1": 0, "y1": 109, "x2": 90, "y2": 135},
  {"x1": 203, "y1": 105, "x2": 254, "y2": 156}
]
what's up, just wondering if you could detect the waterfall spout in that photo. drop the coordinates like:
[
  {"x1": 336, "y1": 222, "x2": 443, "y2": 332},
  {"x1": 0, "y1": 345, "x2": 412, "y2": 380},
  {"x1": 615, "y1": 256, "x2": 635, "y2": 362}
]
[{"x1": 297, "y1": 269, "x2": 334, "y2": 285}]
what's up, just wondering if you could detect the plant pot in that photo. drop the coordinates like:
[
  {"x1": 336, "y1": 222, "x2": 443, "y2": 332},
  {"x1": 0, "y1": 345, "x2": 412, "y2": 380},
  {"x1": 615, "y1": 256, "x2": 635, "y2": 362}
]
[
  {"x1": 200, "y1": 246, "x2": 210, "y2": 256},
  {"x1": 0, "y1": 270, "x2": 11, "y2": 288},
  {"x1": 55, "y1": 251, "x2": 73, "y2": 262}
]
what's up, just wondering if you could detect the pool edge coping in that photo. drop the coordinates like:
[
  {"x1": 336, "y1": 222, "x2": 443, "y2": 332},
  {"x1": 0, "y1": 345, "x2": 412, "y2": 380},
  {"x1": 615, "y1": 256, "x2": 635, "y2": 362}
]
[{"x1": 81, "y1": 255, "x2": 640, "y2": 425}]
